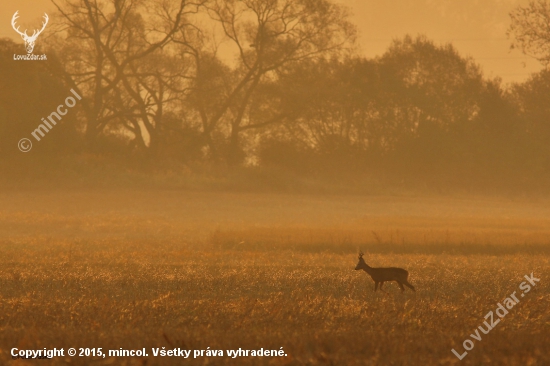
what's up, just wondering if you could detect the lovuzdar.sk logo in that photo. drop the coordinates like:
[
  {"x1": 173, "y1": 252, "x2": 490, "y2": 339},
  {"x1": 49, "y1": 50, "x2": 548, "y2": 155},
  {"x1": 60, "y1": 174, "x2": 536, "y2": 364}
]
[{"x1": 11, "y1": 10, "x2": 49, "y2": 61}]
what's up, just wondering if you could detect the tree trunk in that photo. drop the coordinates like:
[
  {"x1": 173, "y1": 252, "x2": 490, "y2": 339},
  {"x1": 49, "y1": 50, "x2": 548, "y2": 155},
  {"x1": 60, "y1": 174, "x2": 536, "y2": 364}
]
[{"x1": 227, "y1": 126, "x2": 243, "y2": 166}]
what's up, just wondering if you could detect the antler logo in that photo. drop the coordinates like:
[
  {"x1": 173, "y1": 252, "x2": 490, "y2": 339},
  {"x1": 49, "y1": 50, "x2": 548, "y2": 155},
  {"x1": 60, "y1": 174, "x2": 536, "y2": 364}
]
[{"x1": 11, "y1": 11, "x2": 49, "y2": 54}]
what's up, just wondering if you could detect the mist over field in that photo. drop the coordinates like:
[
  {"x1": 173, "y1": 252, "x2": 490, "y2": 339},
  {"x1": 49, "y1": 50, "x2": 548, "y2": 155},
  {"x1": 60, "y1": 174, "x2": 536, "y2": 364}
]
[{"x1": 1, "y1": 0, "x2": 550, "y2": 365}]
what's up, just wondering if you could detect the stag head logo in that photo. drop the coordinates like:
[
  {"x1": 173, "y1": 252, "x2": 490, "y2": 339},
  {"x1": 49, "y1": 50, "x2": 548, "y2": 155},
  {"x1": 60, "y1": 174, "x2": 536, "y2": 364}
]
[{"x1": 11, "y1": 11, "x2": 49, "y2": 54}]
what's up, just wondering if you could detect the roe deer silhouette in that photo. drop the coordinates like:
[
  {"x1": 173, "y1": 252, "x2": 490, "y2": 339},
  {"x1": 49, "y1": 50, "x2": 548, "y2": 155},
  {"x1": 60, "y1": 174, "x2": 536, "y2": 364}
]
[{"x1": 355, "y1": 252, "x2": 415, "y2": 293}]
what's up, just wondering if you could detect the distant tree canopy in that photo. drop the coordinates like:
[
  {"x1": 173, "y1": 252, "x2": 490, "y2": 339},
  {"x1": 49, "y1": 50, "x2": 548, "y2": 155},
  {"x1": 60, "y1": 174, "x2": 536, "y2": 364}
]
[
  {"x1": 1, "y1": 0, "x2": 550, "y2": 191},
  {"x1": 262, "y1": 37, "x2": 488, "y2": 162},
  {"x1": 255, "y1": 35, "x2": 539, "y2": 189},
  {"x1": 512, "y1": 69, "x2": 550, "y2": 144}
]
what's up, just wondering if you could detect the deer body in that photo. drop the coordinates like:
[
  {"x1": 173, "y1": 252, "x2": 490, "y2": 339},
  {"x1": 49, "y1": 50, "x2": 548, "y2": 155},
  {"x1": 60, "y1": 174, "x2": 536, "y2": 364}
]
[{"x1": 355, "y1": 253, "x2": 415, "y2": 292}]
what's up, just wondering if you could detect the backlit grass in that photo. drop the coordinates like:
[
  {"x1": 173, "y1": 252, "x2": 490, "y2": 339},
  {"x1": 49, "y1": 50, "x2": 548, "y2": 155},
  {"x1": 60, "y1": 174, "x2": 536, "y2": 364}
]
[{"x1": 0, "y1": 191, "x2": 549, "y2": 365}]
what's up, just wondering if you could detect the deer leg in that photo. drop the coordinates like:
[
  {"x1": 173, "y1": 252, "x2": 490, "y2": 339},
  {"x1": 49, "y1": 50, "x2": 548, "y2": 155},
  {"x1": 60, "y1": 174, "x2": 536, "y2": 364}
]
[
  {"x1": 374, "y1": 281, "x2": 379, "y2": 292},
  {"x1": 404, "y1": 281, "x2": 416, "y2": 292},
  {"x1": 398, "y1": 281, "x2": 405, "y2": 292}
]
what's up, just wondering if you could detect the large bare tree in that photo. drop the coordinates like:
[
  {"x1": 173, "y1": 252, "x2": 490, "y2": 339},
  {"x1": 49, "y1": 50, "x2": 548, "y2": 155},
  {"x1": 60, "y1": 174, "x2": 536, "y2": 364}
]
[
  {"x1": 192, "y1": 0, "x2": 355, "y2": 164},
  {"x1": 51, "y1": 0, "x2": 204, "y2": 152}
]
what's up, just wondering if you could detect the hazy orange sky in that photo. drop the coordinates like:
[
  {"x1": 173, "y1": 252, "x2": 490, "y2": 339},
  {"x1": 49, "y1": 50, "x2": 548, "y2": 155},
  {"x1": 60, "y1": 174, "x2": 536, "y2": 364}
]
[{"x1": 0, "y1": 0, "x2": 542, "y2": 84}]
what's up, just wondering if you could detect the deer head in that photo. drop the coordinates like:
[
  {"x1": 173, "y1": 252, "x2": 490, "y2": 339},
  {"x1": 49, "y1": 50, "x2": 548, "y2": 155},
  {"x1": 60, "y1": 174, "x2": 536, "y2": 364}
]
[
  {"x1": 355, "y1": 251, "x2": 367, "y2": 270},
  {"x1": 11, "y1": 11, "x2": 49, "y2": 54}
]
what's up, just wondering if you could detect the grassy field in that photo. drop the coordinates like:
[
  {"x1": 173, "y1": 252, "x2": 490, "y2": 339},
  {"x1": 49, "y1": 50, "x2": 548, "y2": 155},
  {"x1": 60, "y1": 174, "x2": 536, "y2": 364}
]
[{"x1": 0, "y1": 190, "x2": 549, "y2": 365}]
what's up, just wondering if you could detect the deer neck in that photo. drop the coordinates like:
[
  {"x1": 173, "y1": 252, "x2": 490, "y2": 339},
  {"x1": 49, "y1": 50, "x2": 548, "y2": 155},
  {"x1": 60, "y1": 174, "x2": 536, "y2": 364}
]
[{"x1": 362, "y1": 264, "x2": 374, "y2": 275}]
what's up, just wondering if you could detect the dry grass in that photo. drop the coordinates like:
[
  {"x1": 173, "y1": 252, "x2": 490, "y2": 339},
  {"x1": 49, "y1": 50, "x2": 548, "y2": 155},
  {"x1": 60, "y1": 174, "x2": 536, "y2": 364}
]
[{"x1": 0, "y1": 191, "x2": 549, "y2": 365}]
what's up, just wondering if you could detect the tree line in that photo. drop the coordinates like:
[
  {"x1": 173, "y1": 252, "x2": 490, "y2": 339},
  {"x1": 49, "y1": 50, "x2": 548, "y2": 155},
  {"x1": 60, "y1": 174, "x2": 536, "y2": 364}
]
[{"x1": 1, "y1": 0, "x2": 549, "y2": 191}]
